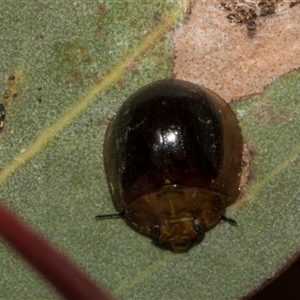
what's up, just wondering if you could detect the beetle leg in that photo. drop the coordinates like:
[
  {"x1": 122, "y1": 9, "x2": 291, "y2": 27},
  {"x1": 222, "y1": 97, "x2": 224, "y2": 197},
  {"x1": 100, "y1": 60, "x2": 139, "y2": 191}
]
[{"x1": 221, "y1": 215, "x2": 238, "y2": 226}]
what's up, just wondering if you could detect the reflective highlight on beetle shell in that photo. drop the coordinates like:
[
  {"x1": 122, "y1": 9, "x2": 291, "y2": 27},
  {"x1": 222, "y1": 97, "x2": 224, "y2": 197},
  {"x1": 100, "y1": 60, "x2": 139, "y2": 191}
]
[{"x1": 104, "y1": 79, "x2": 243, "y2": 250}]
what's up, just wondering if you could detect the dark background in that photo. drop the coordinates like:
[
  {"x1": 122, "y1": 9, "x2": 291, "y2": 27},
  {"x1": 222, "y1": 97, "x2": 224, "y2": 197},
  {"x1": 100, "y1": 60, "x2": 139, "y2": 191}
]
[{"x1": 251, "y1": 259, "x2": 300, "y2": 300}]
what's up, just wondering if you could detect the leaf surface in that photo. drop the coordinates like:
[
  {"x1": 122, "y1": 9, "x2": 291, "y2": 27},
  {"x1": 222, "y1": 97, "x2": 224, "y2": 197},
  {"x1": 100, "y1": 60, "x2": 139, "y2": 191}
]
[{"x1": 0, "y1": 2, "x2": 300, "y2": 300}]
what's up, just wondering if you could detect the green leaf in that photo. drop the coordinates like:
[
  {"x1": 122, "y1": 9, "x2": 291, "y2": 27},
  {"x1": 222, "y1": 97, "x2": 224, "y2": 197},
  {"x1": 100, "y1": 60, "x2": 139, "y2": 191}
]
[
  {"x1": 0, "y1": 1, "x2": 300, "y2": 300},
  {"x1": 0, "y1": 1, "x2": 184, "y2": 298}
]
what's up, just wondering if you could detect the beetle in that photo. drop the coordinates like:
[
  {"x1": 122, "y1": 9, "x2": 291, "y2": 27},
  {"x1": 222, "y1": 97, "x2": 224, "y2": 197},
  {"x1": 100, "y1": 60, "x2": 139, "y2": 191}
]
[{"x1": 100, "y1": 79, "x2": 243, "y2": 250}]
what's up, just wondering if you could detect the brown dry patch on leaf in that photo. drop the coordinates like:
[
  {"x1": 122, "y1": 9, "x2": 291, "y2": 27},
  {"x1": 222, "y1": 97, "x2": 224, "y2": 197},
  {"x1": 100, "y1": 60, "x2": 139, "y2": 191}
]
[
  {"x1": 174, "y1": 1, "x2": 300, "y2": 102},
  {"x1": 236, "y1": 143, "x2": 257, "y2": 210},
  {"x1": 240, "y1": 143, "x2": 255, "y2": 188}
]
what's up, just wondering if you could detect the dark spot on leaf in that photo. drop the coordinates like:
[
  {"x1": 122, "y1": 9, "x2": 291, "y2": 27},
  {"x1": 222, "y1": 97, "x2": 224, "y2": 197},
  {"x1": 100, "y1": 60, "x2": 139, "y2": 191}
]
[
  {"x1": 221, "y1": 0, "x2": 280, "y2": 37},
  {"x1": 97, "y1": 4, "x2": 106, "y2": 14},
  {"x1": 115, "y1": 80, "x2": 124, "y2": 90},
  {"x1": 71, "y1": 71, "x2": 83, "y2": 85},
  {"x1": 152, "y1": 11, "x2": 163, "y2": 26},
  {"x1": 126, "y1": 64, "x2": 139, "y2": 75},
  {"x1": 4, "y1": 91, "x2": 10, "y2": 99},
  {"x1": 0, "y1": 103, "x2": 5, "y2": 132},
  {"x1": 8, "y1": 74, "x2": 17, "y2": 86},
  {"x1": 94, "y1": 26, "x2": 102, "y2": 37},
  {"x1": 53, "y1": 41, "x2": 92, "y2": 85},
  {"x1": 290, "y1": 1, "x2": 300, "y2": 7}
]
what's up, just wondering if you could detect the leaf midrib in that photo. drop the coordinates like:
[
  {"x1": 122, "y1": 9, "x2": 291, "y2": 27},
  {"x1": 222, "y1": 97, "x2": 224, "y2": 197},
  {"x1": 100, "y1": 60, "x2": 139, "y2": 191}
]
[{"x1": 0, "y1": 6, "x2": 183, "y2": 187}]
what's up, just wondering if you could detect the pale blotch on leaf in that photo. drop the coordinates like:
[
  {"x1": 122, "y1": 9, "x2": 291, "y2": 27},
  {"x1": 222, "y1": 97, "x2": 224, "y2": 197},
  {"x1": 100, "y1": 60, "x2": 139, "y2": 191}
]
[{"x1": 173, "y1": 1, "x2": 300, "y2": 101}]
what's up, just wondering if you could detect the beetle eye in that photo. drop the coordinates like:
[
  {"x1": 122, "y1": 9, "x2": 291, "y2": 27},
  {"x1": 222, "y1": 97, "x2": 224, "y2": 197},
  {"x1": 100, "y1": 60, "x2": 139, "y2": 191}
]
[
  {"x1": 150, "y1": 226, "x2": 161, "y2": 240},
  {"x1": 193, "y1": 219, "x2": 206, "y2": 237}
]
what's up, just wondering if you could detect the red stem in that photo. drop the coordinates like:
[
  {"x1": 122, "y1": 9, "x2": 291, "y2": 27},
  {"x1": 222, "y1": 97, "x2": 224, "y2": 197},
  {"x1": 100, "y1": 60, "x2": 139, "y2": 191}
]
[{"x1": 0, "y1": 202, "x2": 114, "y2": 300}]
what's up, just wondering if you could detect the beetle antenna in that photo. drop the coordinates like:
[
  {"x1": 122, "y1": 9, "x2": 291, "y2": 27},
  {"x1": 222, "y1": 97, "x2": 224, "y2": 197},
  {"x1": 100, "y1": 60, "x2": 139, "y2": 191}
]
[
  {"x1": 221, "y1": 215, "x2": 238, "y2": 226},
  {"x1": 95, "y1": 212, "x2": 123, "y2": 220}
]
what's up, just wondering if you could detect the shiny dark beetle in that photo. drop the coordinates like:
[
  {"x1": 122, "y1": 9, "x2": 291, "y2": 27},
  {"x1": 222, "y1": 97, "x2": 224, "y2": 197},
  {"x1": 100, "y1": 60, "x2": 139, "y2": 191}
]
[{"x1": 103, "y1": 79, "x2": 243, "y2": 250}]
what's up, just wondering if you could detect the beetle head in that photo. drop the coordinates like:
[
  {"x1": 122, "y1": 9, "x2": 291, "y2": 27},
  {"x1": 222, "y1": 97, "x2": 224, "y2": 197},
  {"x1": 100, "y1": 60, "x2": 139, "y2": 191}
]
[{"x1": 151, "y1": 218, "x2": 206, "y2": 250}]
